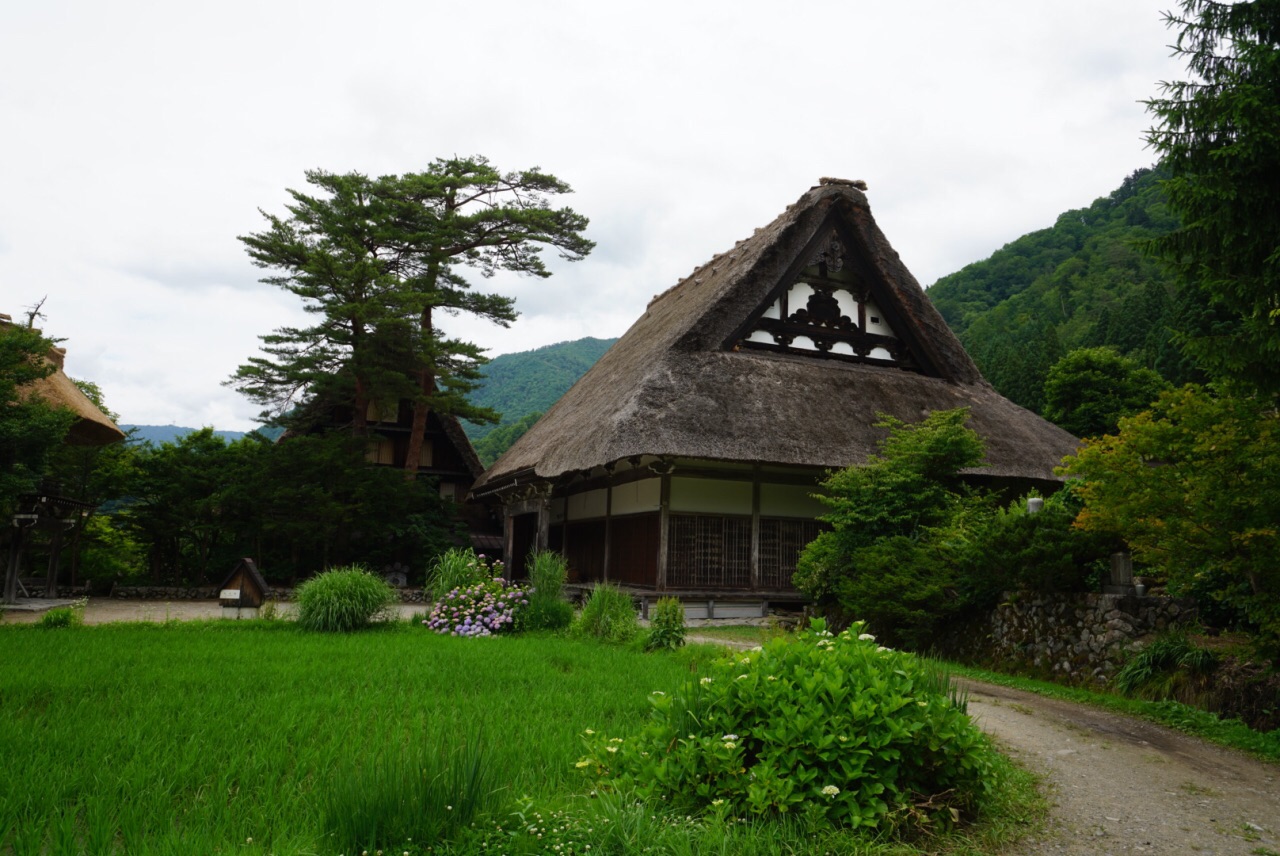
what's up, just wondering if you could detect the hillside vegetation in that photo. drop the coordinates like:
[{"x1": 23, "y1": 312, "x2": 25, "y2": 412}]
[
  {"x1": 462, "y1": 336, "x2": 616, "y2": 440},
  {"x1": 927, "y1": 167, "x2": 1196, "y2": 413}
]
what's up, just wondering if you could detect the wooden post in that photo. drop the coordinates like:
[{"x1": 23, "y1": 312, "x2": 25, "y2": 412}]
[
  {"x1": 602, "y1": 480, "x2": 612, "y2": 582},
  {"x1": 656, "y1": 474, "x2": 670, "y2": 591},
  {"x1": 536, "y1": 492, "x2": 550, "y2": 554},
  {"x1": 44, "y1": 525, "x2": 65, "y2": 599},
  {"x1": 502, "y1": 508, "x2": 515, "y2": 573},
  {"x1": 3, "y1": 527, "x2": 27, "y2": 604},
  {"x1": 750, "y1": 470, "x2": 761, "y2": 591}
]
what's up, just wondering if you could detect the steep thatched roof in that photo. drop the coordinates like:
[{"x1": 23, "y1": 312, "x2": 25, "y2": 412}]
[
  {"x1": 3, "y1": 314, "x2": 125, "y2": 447},
  {"x1": 475, "y1": 180, "x2": 1077, "y2": 493}
]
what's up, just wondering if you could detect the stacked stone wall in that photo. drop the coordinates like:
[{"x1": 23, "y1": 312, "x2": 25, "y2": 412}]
[{"x1": 942, "y1": 592, "x2": 1196, "y2": 683}]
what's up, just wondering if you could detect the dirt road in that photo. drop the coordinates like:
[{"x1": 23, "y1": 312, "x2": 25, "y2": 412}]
[{"x1": 964, "y1": 680, "x2": 1278, "y2": 855}]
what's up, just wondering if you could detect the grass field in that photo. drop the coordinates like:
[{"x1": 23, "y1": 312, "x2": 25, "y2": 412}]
[
  {"x1": 0, "y1": 620, "x2": 1043, "y2": 855},
  {"x1": 0, "y1": 621, "x2": 707, "y2": 854}
]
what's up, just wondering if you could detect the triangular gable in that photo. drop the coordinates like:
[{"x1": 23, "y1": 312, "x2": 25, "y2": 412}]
[{"x1": 723, "y1": 212, "x2": 943, "y2": 376}]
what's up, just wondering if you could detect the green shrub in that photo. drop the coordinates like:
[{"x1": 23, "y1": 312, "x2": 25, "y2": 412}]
[
  {"x1": 426, "y1": 548, "x2": 498, "y2": 601},
  {"x1": 644, "y1": 596, "x2": 686, "y2": 651},
  {"x1": 295, "y1": 565, "x2": 398, "y2": 632},
  {"x1": 579, "y1": 619, "x2": 997, "y2": 835},
  {"x1": 573, "y1": 583, "x2": 639, "y2": 643}
]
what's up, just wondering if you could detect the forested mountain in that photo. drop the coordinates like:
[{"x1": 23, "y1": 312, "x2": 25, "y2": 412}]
[
  {"x1": 927, "y1": 167, "x2": 1198, "y2": 414},
  {"x1": 462, "y1": 337, "x2": 616, "y2": 440},
  {"x1": 122, "y1": 425, "x2": 251, "y2": 445}
]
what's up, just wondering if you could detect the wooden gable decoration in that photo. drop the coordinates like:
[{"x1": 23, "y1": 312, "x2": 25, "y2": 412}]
[{"x1": 727, "y1": 214, "x2": 941, "y2": 376}]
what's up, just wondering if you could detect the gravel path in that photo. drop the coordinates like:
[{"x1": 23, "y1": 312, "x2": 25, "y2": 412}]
[
  {"x1": 964, "y1": 680, "x2": 1279, "y2": 855},
  {"x1": 7, "y1": 606, "x2": 1277, "y2": 853}
]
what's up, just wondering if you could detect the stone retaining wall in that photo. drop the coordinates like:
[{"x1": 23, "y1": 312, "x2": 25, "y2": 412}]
[
  {"x1": 107, "y1": 584, "x2": 430, "y2": 603},
  {"x1": 942, "y1": 592, "x2": 1196, "y2": 682}
]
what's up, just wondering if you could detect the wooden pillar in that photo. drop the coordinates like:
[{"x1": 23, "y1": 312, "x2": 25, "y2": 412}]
[
  {"x1": 656, "y1": 474, "x2": 670, "y2": 591},
  {"x1": 602, "y1": 480, "x2": 612, "y2": 582},
  {"x1": 44, "y1": 525, "x2": 65, "y2": 599},
  {"x1": 750, "y1": 470, "x2": 761, "y2": 591},
  {"x1": 3, "y1": 526, "x2": 28, "y2": 604},
  {"x1": 502, "y1": 507, "x2": 515, "y2": 573},
  {"x1": 536, "y1": 492, "x2": 550, "y2": 554}
]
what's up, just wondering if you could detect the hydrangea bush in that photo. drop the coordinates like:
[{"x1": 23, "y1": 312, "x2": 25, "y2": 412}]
[
  {"x1": 578, "y1": 619, "x2": 997, "y2": 834},
  {"x1": 425, "y1": 580, "x2": 530, "y2": 637}
]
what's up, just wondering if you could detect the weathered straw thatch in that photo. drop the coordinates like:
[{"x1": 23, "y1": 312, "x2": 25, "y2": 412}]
[
  {"x1": 3, "y1": 314, "x2": 125, "y2": 446},
  {"x1": 475, "y1": 180, "x2": 1077, "y2": 493}
]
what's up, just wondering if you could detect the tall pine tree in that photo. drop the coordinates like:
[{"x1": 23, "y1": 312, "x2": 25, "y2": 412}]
[
  {"x1": 231, "y1": 158, "x2": 594, "y2": 473},
  {"x1": 1146, "y1": 0, "x2": 1280, "y2": 397}
]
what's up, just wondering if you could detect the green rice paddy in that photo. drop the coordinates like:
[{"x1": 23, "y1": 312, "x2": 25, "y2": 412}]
[
  {"x1": 0, "y1": 620, "x2": 1044, "y2": 855},
  {"x1": 0, "y1": 621, "x2": 698, "y2": 854}
]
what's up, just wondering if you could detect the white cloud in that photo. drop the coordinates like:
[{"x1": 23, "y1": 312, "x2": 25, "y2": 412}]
[{"x1": 1, "y1": 0, "x2": 1183, "y2": 431}]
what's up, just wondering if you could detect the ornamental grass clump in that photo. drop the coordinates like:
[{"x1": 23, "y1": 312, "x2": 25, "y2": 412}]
[
  {"x1": 572, "y1": 583, "x2": 639, "y2": 643},
  {"x1": 427, "y1": 548, "x2": 503, "y2": 601},
  {"x1": 579, "y1": 618, "x2": 998, "y2": 835},
  {"x1": 295, "y1": 565, "x2": 398, "y2": 633},
  {"x1": 518, "y1": 551, "x2": 575, "y2": 632}
]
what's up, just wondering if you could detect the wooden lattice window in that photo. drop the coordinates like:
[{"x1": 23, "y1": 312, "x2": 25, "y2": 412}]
[
  {"x1": 758, "y1": 518, "x2": 822, "y2": 590},
  {"x1": 667, "y1": 514, "x2": 751, "y2": 589}
]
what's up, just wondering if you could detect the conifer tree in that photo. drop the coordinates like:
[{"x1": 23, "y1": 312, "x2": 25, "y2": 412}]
[
  {"x1": 231, "y1": 158, "x2": 594, "y2": 473},
  {"x1": 1146, "y1": 0, "x2": 1280, "y2": 396}
]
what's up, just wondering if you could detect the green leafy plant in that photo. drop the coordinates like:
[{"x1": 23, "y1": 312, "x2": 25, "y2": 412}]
[
  {"x1": 572, "y1": 583, "x2": 639, "y2": 643},
  {"x1": 644, "y1": 596, "x2": 686, "y2": 651},
  {"x1": 294, "y1": 565, "x2": 398, "y2": 632},
  {"x1": 579, "y1": 619, "x2": 997, "y2": 835}
]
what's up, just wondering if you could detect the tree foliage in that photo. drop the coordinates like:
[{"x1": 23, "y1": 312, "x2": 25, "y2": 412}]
[
  {"x1": 1043, "y1": 346, "x2": 1172, "y2": 437},
  {"x1": 1062, "y1": 386, "x2": 1280, "y2": 648},
  {"x1": 472, "y1": 410, "x2": 541, "y2": 465},
  {"x1": 795, "y1": 409, "x2": 1116, "y2": 649},
  {"x1": 113, "y1": 430, "x2": 460, "y2": 586},
  {"x1": 232, "y1": 158, "x2": 594, "y2": 473},
  {"x1": 794, "y1": 410, "x2": 986, "y2": 648},
  {"x1": 0, "y1": 322, "x2": 75, "y2": 518},
  {"x1": 1145, "y1": 0, "x2": 1280, "y2": 397}
]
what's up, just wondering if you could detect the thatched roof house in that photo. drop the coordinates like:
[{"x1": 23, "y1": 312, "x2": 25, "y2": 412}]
[
  {"x1": 2, "y1": 313, "x2": 124, "y2": 446},
  {"x1": 473, "y1": 180, "x2": 1078, "y2": 602}
]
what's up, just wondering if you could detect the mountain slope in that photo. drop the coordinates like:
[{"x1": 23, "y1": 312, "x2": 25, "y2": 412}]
[
  {"x1": 926, "y1": 167, "x2": 1195, "y2": 413},
  {"x1": 462, "y1": 337, "x2": 616, "y2": 439}
]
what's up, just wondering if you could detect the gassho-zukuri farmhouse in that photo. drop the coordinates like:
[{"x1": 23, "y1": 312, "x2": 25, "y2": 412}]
[{"x1": 470, "y1": 178, "x2": 1078, "y2": 613}]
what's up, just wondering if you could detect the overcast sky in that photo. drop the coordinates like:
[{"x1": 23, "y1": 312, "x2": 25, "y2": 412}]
[{"x1": 1, "y1": 1, "x2": 1185, "y2": 432}]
